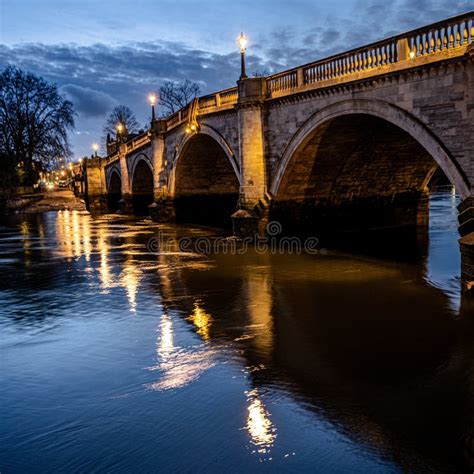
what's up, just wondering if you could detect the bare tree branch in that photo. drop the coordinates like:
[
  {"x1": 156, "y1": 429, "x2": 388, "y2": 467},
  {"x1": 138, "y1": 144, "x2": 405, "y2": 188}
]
[
  {"x1": 102, "y1": 105, "x2": 140, "y2": 144},
  {"x1": 158, "y1": 80, "x2": 201, "y2": 116},
  {"x1": 0, "y1": 66, "x2": 75, "y2": 188}
]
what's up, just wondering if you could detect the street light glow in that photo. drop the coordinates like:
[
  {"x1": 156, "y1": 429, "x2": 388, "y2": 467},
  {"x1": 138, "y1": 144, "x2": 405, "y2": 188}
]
[
  {"x1": 148, "y1": 93, "x2": 157, "y2": 106},
  {"x1": 116, "y1": 123, "x2": 124, "y2": 133},
  {"x1": 92, "y1": 143, "x2": 99, "y2": 152},
  {"x1": 237, "y1": 32, "x2": 248, "y2": 52}
]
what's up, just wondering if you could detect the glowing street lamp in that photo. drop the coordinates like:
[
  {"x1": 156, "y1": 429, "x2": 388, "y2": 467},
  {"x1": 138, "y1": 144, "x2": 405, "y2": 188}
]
[
  {"x1": 92, "y1": 143, "x2": 99, "y2": 157},
  {"x1": 237, "y1": 32, "x2": 248, "y2": 79},
  {"x1": 116, "y1": 122, "x2": 124, "y2": 136},
  {"x1": 148, "y1": 93, "x2": 157, "y2": 121}
]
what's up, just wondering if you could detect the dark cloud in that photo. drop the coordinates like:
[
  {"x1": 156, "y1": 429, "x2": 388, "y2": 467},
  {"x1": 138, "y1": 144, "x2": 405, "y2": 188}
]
[{"x1": 60, "y1": 84, "x2": 116, "y2": 117}]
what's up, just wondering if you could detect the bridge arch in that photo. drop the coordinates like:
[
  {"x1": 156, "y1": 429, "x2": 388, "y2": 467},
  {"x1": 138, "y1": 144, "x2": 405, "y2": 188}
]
[
  {"x1": 271, "y1": 99, "x2": 470, "y2": 199},
  {"x1": 169, "y1": 124, "x2": 241, "y2": 227},
  {"x1": 270, "y1": 99, "x2": 470, "y2": 238},
  {"x1": 107, "y1": 167, "x2": 122, "y2": 211},
  {"x1": 169, "y1": 124, "x2": 240, "y2": 194},
  {"x1": 131, "y1": 155, "x2": 154, "y2": 215}
]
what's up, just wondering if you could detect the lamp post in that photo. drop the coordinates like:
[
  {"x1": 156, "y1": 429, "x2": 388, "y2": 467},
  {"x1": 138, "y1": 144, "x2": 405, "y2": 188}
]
[
  {"x1": 92, "y1": 143, "x2": 99, "y2": 157},
  {"x1": 237, "y1": 32, "x2": 248, "y2": 80},
  {"x1": 148, "y1": 93, "x2": 157, "y2": 122},
  {"x1": 116, "y1": 122, "x2": 124, "y2": 142}
]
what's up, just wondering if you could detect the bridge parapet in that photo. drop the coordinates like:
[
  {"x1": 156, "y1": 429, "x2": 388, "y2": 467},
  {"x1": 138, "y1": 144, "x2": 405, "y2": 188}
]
[{"x1": 267, "y1": 11, "x2": 473, "y2": 97}]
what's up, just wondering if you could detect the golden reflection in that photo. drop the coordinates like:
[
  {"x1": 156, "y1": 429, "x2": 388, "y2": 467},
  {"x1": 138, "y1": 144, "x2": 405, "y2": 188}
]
[
  {"x1": 158, "y1": 313, "x2": 174, "y2": 357},
  {"x1": 19, "y1": 221, "x2": 29, "y2": 236},
  {"x1": 56, "y1": 210, "x2": 93, "y2": 260},
  {"x1": 97, "y1": 228, "x2": 111, "y2": 291},
  {"x1": 147, "y1": 312, "x2": 216, "y2": 392},
  {"x1": 20, "y1": 220, "x2": 32, "y2": 265},
  {"x1": 246, "y1": 271, "x2": 274, "y2": 359},
  {"x1": 121, "y1": 256, "x2": 141, "y2": 313},
  {"x1": 83, "y1": 217, "x2": 91, "y2": 262},
  {"x1": 72, "y1": 211, "x2": 81, "y2": 257},
  {"x1": 57, "y1": 210, "x2": 72, "y2": 257},
  {"x1": 186, "y1": 301, "x2": 212, "y2": 341},
  {"x1": 245, "y1": 389, "x2": 276, "y2": 452}
]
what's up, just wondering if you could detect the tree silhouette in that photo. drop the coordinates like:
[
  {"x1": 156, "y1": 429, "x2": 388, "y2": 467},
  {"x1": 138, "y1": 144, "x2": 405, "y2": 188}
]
[
  {"x1": 158, "y1": 80, "x2": 201, "y2": 116},
  {"x1": 0, "y1": 66, "x2": 75, "y2": 187},
  {"x1": 103, "y1": 105, "x2": 139, "y2": 143}
]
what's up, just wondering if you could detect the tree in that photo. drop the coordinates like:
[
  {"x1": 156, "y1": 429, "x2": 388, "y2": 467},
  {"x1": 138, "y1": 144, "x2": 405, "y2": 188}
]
[
  {"x1": 253, "y1": 70, "x2": 270, "y2": 77},
  {"x1": 0, "y1": 66, "x2": 75, "y2": 187},
  {"x1": 103, "y1": 105, "x2": 139, "y2": 142},
  {"x1": 158, "y1": 79, "x2": 201, "y2": 116}
]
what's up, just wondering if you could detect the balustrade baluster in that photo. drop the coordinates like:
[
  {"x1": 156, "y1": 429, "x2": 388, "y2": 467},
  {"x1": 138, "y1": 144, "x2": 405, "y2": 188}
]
[
  {"x1": 435, "y1": 30, "x2": 440, "y2": 51},
  {"x1": 461, "y1": 21, "x2": 467, "y2": 45},
  {"x1": 448, "y1": 26, "x2": 454, "y2": 47}
]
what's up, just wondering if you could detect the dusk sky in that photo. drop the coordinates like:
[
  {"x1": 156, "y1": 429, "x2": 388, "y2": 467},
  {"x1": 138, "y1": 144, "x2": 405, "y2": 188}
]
[{"x1": 1, "y1": 0, "x2": 472, "y2": 159}]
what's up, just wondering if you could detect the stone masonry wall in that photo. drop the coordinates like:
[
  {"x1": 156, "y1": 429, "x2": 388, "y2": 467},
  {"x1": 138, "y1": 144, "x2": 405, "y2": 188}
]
[{"x1": 265, "y1": 58, "x2": 474, "y2": 192}]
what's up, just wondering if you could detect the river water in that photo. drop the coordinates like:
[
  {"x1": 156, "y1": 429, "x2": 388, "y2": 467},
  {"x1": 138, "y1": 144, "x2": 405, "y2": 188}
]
[{"x1": 1, "y1": 190, "x2": 474, "y2": 473}]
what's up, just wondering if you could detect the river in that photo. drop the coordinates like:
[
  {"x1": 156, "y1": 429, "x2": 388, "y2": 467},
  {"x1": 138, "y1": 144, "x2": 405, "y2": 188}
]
[{"x1": 1, "y1": 190, "x2": 473, "y2": 473}]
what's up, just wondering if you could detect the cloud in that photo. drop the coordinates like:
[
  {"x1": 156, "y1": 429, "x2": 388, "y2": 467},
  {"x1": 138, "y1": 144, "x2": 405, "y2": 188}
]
[{"x1": 60, "y1": 84, "x2": 116, "y2": 117}]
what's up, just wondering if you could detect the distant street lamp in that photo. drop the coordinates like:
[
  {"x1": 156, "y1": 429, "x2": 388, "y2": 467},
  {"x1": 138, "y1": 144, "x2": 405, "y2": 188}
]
[
  {"x1": 116, "y1": 122, "x2": 124, "y2": 139},
  {"x1": 92, "y1": 143, "x2": 99, "y2": 157},
  {"x1": 148, "y1": 93, "x2": 157, "y2": 121},
  {"x1": 237, "y1": 32, "x2": 248, "y2": 80}
]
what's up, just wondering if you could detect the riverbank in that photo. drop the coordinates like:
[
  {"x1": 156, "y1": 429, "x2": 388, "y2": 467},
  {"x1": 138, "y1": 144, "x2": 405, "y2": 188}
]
[{"x1": 5, "y1": 188, "x2": 86, "y2": 214}]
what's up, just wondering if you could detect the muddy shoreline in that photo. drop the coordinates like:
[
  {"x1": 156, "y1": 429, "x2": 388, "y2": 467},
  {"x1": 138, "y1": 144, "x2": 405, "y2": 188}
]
[{"x1": 2, "y1": 189, "x2": 86, "y2": 215}]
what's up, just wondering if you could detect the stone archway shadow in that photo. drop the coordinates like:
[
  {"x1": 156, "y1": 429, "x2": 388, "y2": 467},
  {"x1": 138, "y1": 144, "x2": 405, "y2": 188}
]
[{"x1": 271, "y1": 99, "x2": 470, "y2": 200}]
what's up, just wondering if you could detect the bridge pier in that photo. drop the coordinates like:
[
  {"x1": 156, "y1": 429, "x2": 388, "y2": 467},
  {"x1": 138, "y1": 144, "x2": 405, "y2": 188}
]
[
  {"x1": 83, "y1": 158, "x2": 108, "y2": 212},
  {"x1": 232, "y1": 77, "x2": 269, "y2": 237},
  {"x1": 149, "y1": 193, "x2": 176, "y2": 223},
  {"x1": 118, "y1": 144, "x2": 133, "y2": 213},
  {"x1": 149, "y1": 120, "x2": 176, "y2": 222},
  {"x1": 459, "y1": 197, "x2": 474, "y2": 294}
]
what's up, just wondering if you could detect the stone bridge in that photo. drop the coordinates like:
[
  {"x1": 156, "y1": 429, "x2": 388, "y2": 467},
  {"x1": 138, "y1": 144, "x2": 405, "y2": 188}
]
[{"x1": 85, "y1": 12, "x2": 474, "y2": 289}]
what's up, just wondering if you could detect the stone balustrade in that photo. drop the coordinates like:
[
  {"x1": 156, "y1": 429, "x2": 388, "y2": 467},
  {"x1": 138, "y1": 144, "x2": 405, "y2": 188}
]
[{"x1": 267, "y1": 11, "x2": 473, "y2": 95}]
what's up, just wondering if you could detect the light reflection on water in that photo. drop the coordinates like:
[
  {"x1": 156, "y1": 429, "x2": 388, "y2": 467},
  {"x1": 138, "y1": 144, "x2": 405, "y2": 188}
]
[
  {"x1": 0, "y1": 191, "x2": 473, "y2": 473},
  {"x1": 245, "y1": 389, "x2": 277, "y2": 454},
  {"x1": 147, "y1": 312, "x2": 216, "y2": 392}
]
